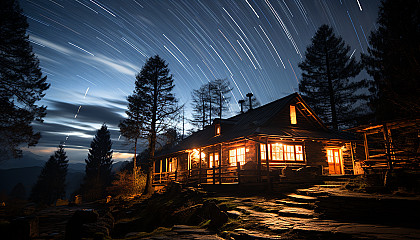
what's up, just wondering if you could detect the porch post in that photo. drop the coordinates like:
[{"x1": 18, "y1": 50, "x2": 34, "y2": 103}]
[
  {"x1": 363, "y1": 132, "x2": 369, "y2": 162},
  {"x1": 256, "y1": 141, "x2": 261, "y2": 182},
  {"x1": 219, "y1": 143, "x2": 222, "y2": 184},
  {"x1": 199, "y1": 148, "x2": 202, "y2": 183},
  {"x1": 382, "y1": 124, "x2": 393, "y2": 170},
  {"x1": 265, "y1": 138, "x2": 270, "y2": 188},
  {"x1": 213, "y1": 166, "x2": 216, "y2": 184},
  {"x1": 237, "y1": 162, "x2": 241, "y2": 184}
]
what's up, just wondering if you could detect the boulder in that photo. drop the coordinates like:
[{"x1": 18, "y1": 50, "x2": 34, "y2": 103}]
[
  {"x1": 10, "y1": 215, "x2": 39, "y2": 240},
  {"x1": 202, "y1": 201, "x2": 228, "y2": 228},
  {"x1": 65, "y1": 209, "x2": 99, "y2": 240}
]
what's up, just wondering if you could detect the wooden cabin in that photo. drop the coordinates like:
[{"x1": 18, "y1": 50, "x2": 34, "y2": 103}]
[{"x1": 154, "y1": 93, "x2": 357, "y2": 185}]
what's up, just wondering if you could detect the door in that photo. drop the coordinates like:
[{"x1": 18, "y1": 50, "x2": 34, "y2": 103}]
[{"x1": 327, "y1": 149, "x2": 342, "y2": 174}]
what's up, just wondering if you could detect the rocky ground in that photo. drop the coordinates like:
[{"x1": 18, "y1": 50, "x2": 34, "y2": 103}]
[{"x1": 2, "y1": 181, "x2": 420, "y2": 239}]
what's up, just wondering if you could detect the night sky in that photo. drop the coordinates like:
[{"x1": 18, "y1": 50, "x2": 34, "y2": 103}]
[{"x1": 19, "y1": 0, "x2": 380, "y2": 163}]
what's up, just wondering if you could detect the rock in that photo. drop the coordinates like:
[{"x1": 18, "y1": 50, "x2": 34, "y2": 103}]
[
  {"x1": 74, "y1": 195, "x2": 82, "y2": 204},
  {"x1": 65, "y1": 209, "x2": 99, "y2": 240},
  {"x1": 55, "y1": 199, "x2": 69, "y2": 206},
  {"x1": 296, "y1": 166, "x2": 321, "y2": 177},
  {"x1": 9, "y1": 215, "x2": 39, "y2": 240},
  {"x1": 202, "y1": 201, "x2": 228, "y2": 228},
  {"x1": 227, "y1": 210, "x2": 241, "y2": 219}
]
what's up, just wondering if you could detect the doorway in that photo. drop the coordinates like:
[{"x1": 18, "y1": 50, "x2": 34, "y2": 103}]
[{"x1": 327, "y1": 149, "x2": 343, "y2": 174}]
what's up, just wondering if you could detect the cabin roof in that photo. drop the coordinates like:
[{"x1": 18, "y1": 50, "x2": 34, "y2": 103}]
[{"x1": 157, "y1": 92, "x2": 354, "y2": 156}]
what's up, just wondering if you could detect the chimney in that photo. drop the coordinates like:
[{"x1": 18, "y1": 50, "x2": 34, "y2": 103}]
[
  {"x1": 238, "y1": 100, "x2": 245, "y2": 113},
  {"x1": 246, "y1": 93, "x2": 253, "y2": 110}
]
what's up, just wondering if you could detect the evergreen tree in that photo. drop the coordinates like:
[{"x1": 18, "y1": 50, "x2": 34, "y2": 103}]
[
  {"x1": 298, "y1": 24, "x2": 366, "y2": 129},
  {"x1": 0, "y1": 0, "x2": 50, "y2": 160},
  {"x1": 30, "y1": 145, "x2": 68, "y2": 205},
  {"x1": 82, "y1": 124, "x2": 113, "y2": 200},
  {"x1": 124, "y1": 55, "x2": 179, "y2": 194},
  {"x1": 362, "y1": 0, "x2": 420, "y2": 121}
]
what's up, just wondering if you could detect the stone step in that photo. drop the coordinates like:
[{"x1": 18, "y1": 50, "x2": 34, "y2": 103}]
[
  {"x1": 231, "y1": 228, "x2": 282, "y2": 239},
  {"x1": 296, "y1": 188, "x2": 329, "y2": 197},
  {"x1": 275, "y1": 200, "x2": 315, "y2": 209},
  {"x1": 286, "y1": 193, "x2": 317, "y2": 203},
  {"x1": 277, "y1": 206, "x2": 315, "y2": 218},
  {"x1": 323, "y1": 180, "x2": 348, "y2": 185},
  {"x1": 315, "y1": 184, "x2": 344, "y2": 188}
]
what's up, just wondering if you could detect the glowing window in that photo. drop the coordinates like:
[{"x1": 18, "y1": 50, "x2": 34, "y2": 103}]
[
  {"x1": 229, "y1": 147, "x2": 245, "y2": 166},
  {"x1": 284, "y1": 145, "x2": 295, "y2": 161},
  {"x1": 272, "y1": 143, "x2": 284, "y2": 160},
  {"x1": 209, "y1": 152, "x2": 219, "y2": 168},
  {"x1": 215, "y1": 124, "x2": 221, "y2": 135},
  {"x1": 327, "y1": 149, "x2": 334, "y2": 163},
  {"x1": 260, "y1": 144, "x2": 271, "y2": 160},
  {"x1": 295, "y1": 145, "x2": 304, "y2": 161},
  {"x1": 290, "y1": 105, "x2": 297, "y2": 124}
]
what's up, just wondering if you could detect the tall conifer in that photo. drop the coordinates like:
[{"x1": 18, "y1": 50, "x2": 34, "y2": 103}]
[
  {"x1": 299, "y1": 24, "x2": 366, "y2": 129},
  {"x1": 0, "y1": 0, "x2": 50, "y2": 160}
]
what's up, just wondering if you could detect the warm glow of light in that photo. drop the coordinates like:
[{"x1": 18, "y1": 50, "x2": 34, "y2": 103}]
[{"x1": 290, "y1": 105, "x2": 297, "y2": 124}]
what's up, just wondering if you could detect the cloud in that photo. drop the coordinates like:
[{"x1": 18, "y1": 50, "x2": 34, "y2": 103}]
[
  {"x1": 30, "y1": 35, "x2": 139, "y2": 76},
  {"x1": 29, "y1": 35, "x2": 73, "y2": 55}
]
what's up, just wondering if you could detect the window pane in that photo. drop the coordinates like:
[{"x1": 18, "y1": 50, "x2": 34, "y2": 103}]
[
  {"x1": 238, "y1": 147, "x2": 245, "y2": 165},
  {"x1": 290, "y1": 105, "x2": 297, "y2": 124},
  {"x1": 284, "y1": 145, "x2": 295, "y2": 160},
  {"x1": 327, "y1": 149, "x2": 334, "y2": 163},
  {"x1": 214, "y1": 153, "x2": 219, "y2": 167},
  {"x1": 272, "y1": 143, "x2": 283, "y2": 160},
  {"x1": 229, "y1": 149, "x2": 236, "y2": 166},
  {"x1": 209, "y1": 154, "x2": 213, "y2": 168},
  {"x1": 260, "y1": 144, "x2": 266, "y2": 160},
  {"x1": 295, "y1": 145, "x2": 303, "y2": 161}
]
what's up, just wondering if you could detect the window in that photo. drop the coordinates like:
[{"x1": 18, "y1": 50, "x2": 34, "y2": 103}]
[
  {"x1": 296, "y1": 145, "x2": 303, "y2": 161},
  {"x1": 327, "y1": 149, "x2": 334, "y2": 163},
  {"x1": 260, "y1": 143, "x2": 304, "y2": 162},
  {"x1": 271, "y1": 143, "x2": 283, "y2": 160},
  {"x1": 215, "y1": 124, "x2": 221, "y2": 135},
  {"x1": 209, "y1": 152, "x2": 219, "y2": 168},
  {"x1": 290, "y1": 105, "x2": 297, "y2": 124},
  {"x1": 229, "y1": 147, "x2": 245, "y2": 166}
]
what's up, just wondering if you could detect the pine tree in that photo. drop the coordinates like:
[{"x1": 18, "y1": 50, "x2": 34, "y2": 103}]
[
  {"x1": 298, "y1": 24, "x2": 366, "y2": 129},
  {"x1": 0, "y1": 0, "x2": 50, "y2": 160},
  {"x1": 124, "y1": 55, "x2": 179, "y2": 194},
  {"x1": 82, "y1": 124, "x2": 113, "y2": 200},
  {"x1": 30, "y1": 145, "x2": 68, "y2": 205},
  {"x1": 362, "y1": 0, "x2": 420, "y2": 121}
]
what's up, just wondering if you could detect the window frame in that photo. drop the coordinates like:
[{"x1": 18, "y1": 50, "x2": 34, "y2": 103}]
[
  {"x1": 229, "y1": 147, "x2": 246, "y2": 166},
  {"x1": 260, "y1": 143, "x2": 305, "y2": 163}
]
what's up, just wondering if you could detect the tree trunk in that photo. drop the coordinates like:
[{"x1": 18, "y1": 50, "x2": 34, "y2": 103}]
[
  {"x1": 325, "y1": 43, "x2": 338, "y2": 130},
  {"x1": 133, "y1": 137, "x2": 138, "y2": 192},
  {"x1": 143, "y1": 70, "x2": 159, "y2": 195}
]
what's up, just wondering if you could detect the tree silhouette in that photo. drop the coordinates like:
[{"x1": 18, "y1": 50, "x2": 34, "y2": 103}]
[
  {"x1": 0, "y1": 0, "x2": 50, "y2": 160},
  {"x1": 299, "y1": 24, "x2": 367, "y2": 129},
  {"x1": 362, "y1": 0, "x2": 420, "y2": 121},
  {"x1": 30, "y1": 145, "x2": 68, "y2": 205},
  {"x1": 124, "y1": 55, "x2": 179, "y2": 194},
  {"x1": 82, "y1": 124, "x2": 113, "y2": 200},
  {"x1": 191, "y1": 83, "x2": 211, "y2": 130},
  {"x1": 210, "y1": 79, "x2": 232, "y2": 120}
]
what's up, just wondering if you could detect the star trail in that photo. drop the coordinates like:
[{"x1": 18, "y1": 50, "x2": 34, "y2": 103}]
[{"x1": 19, "y1": 0, "x2": 380, "y2": 161}]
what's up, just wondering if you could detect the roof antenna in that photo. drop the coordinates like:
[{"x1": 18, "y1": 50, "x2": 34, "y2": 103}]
[
  {"x1": 238, "y1": 100, "x2": 245, "y2": 113},
  {"x1": 246, "y1": 93, "x2": 253, "y2": 110}
]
